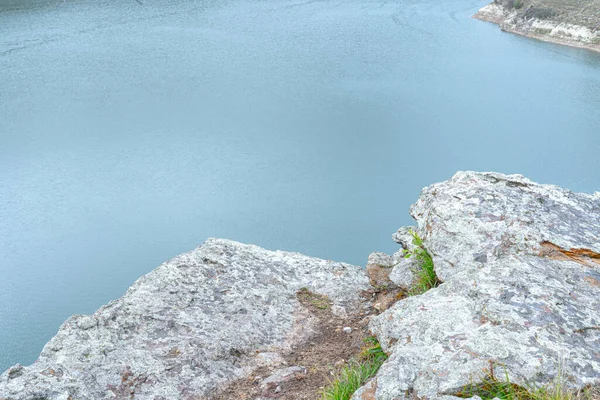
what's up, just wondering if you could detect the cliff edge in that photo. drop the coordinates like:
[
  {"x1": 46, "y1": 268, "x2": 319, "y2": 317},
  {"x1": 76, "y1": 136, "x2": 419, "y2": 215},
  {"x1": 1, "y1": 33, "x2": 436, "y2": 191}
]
[
  {"x1": 474, "y1": 0, "x2": 600, "y2": 53},
  {"x1": 1, "y1": 172, "x2": 600, "y2": 399}
]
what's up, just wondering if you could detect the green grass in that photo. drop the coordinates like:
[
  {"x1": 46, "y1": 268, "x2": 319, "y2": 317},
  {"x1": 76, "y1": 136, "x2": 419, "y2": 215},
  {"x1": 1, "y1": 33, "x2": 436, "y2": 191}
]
[
  {"x1": 297, "y1": 287, "x2": 331, "y2": 310},
  {"x1": 321, "y1": 337, "x2": 388, "y2": 400},
  {"x1": 455, "y1": 362, "x2": 590, "y2": 400},
  {"x1": 403, "y1": 229, "x2": 440, "y2": 296}
]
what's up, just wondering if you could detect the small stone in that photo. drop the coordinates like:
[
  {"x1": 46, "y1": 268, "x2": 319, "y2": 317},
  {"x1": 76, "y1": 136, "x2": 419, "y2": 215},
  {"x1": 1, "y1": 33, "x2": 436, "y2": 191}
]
[
  {"x1": 366, "y1": 252, "x2": 396, "y2": 289},
  {"x1": 260, "y1": 366, "x2": 307, "y2": 387},
  {"x1": 342, "y1": 327, "x2": 352, "y2": 334},
  {"x1": 388, "y1": 256, "x2": 419, "y2": 290},
  {"x1": 331, "y1": 305, "x2": 348, "y2": 319},
  {"x1": 76, "y1": 316, "x2": 97, "y2": 330}
]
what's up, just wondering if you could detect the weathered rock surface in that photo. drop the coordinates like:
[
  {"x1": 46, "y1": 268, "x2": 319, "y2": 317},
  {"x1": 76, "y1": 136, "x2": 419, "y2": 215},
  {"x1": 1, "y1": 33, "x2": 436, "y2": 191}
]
[
  {"x1": 259, "y1": 365, "x2": 307, "y2": 394},
  {"x1": 366, "y1": 249, "x2": 416, "y2": 313},
  {"x1": 0, "y1": 239, "x2": 368, "y2": 399},
  {"x1": 2, "y1": 171, "x2": 600, "y2": 400},
  {"x1": 354, "y1": 171, "x2": 600, "y2": 399},
  {"x1": 366, "y1": 252, "x2": 396, "y2": 289},
  {"x1": 474, "y1": 0, "x2": 600, "y2": 53},
  {"x1": 367, "y1": 232, "x2": 420, "y2": 292},
  {"x1": 391, "y1": 226, "x2": 418, "y2": 252},
  {"x1": 387, "y1": 256, "x2": 419, "y2": 291}
]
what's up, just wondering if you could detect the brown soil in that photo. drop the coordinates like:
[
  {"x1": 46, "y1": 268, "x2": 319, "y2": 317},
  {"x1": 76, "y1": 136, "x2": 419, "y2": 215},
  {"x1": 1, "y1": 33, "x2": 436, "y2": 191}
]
[
  {"x1": 584, "y1": 385, "x2": 600, "y2": 400},
  {"x1": 213, "y1": 289, "x2": 376, "y2": 400}
]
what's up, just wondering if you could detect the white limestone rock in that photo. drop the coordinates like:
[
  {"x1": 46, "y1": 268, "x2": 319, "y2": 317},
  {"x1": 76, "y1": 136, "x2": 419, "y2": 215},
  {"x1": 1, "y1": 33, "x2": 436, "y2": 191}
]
[
  {"x1": 387, "y1": 256, "x2": 419, "y2": 290},
  {"x1": 0, "y1": 239, "x2": 368, "y2": 400},
  {"x1": 354, "y1": 172, "x2": 600, "y2": 399},
  {"x1": 473, "y1": 2, "x2": 600, "y2": 52}
]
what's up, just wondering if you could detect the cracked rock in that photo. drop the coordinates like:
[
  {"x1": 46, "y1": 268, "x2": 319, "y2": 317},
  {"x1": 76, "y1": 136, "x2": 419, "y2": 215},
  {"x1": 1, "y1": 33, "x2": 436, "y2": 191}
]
[
  {"x1": 353, "y1": 171, "x2": 600, "y2": 399},
  {"x1": 0, "y1": 239, "x2": 368, "y2": 399}
]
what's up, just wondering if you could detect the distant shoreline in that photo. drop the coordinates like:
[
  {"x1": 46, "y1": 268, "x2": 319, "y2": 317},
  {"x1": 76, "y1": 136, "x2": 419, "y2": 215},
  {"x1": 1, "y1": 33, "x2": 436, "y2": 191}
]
[{"x1": 473, "y1": 2, "x2": 600, "y2": 55}]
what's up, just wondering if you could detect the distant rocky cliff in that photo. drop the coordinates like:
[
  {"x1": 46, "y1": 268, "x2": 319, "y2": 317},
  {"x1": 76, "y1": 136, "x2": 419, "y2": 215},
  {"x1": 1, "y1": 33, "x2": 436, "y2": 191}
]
[
  {"x1": 474, "y1": 0, "x2": 600, "y2": 53},
  {"x1": 1, "y1": 172, "x2": 600, "y2": 399}
]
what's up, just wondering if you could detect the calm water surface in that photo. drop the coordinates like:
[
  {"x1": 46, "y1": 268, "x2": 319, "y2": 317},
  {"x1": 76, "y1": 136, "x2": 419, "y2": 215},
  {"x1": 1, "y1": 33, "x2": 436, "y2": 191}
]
[{"x1": 1, "y1": 0, "x2": 600, "y2": 371}]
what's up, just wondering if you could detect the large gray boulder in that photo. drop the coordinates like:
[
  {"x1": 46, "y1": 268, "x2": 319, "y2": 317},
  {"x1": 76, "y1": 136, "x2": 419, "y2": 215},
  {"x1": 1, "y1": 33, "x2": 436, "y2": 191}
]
[
  {"x1": 0, "y1": 239, "x2": 368, "y2": 399},
  {"x1": 355, "y1": 172, "x2": 600, "y2": 399}
]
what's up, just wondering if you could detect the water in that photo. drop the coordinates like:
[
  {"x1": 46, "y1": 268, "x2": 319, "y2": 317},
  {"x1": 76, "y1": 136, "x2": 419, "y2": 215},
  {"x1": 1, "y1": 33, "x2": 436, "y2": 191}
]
[{"x1": 1, "y1": 0, "x2": 599, "y2": 372}]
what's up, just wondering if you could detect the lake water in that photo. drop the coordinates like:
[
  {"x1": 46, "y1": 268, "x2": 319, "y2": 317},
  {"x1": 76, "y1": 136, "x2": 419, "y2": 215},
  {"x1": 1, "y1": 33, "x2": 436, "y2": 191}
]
[{"x1": 1, "y1": 0, "x2": 599, "y2": 372}]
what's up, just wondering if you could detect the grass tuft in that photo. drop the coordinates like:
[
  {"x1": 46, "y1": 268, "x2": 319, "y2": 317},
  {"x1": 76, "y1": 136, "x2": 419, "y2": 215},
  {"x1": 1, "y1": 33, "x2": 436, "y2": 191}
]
[
  {"x1": 297, "y1": 287, "x2": 331, "y2": 310},
  {"x1": 403, "y1": 229, "x2": 441, "y2": 296},
  {"x1": 455, "y1": 361, "x2": 594, "y2": 400},
  {"x1": 321, "y1": 337, "x2": 387, "y2": 400}
]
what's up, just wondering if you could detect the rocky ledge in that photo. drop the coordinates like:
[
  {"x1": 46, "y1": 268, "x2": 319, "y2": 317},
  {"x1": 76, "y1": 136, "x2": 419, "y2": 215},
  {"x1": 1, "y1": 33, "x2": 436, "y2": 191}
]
[
  {"x1": 474, "y1": 0, "x2": 600, "y2": 53},
  {"x1": 1, "y1": 171, "x2": 600, "y2": 400}
]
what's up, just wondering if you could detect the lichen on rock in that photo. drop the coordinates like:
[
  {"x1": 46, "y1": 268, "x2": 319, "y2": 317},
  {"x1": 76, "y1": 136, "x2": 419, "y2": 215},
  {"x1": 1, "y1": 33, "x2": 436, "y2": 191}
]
[
  {"x1": 354, "y1": 171, "x2": 600, "y2": 399},
  {"x1": 1, "y1": 171, "x2": 599, "y2": 400},
  {"x1": 0, "y1": 239, "x2": 368, "y2": 399}
]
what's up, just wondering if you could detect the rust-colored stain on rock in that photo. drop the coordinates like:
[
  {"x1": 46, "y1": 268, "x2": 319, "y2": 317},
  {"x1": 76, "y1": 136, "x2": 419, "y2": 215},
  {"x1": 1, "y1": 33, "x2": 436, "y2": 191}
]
[
  {"x1": 360, "y1": 378, "x2": 378, "y2": 400},
  {"x1": 539, "y1": 241, "x2": 600, "y2": 267},
  {"x1": 584, "y1": 276, "x2": 600, "y2": 287}
]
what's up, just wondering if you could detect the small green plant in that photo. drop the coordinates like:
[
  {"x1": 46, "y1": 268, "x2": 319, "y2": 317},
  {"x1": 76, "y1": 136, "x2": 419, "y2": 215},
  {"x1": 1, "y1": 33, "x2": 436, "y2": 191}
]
[
  {"x1": 403, "y1": 229, "x2": 440, "y2": 296},
  {"x1": 321, "y1": 337, "x2": 388, "y2": 400},
  {"x1": 455, "y1": 361, "x2": 585, "y2": 400},
  {"x1": 297, "y1": 287, "x2": 331, "y2": 310},
  {"x1": 513, "y1": 0, "x2": 524, "y2": 9}
]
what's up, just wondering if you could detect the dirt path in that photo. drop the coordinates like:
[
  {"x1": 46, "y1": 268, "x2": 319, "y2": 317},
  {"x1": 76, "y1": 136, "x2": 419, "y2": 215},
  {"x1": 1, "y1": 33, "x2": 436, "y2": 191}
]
[{"x1": 213, "y1": 289, "x2": 378, "y2": 400}]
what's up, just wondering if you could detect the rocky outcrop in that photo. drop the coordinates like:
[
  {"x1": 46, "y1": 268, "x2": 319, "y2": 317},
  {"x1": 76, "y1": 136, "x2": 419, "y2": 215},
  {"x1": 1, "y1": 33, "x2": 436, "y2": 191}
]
[
  {"x1": 0, "y1": 239, "x2": 368, "y2": 399},
  {"x1": 474, "y1": 1, "x2": 600, "y2": 53},
  {"x1": 2, "y1": 171, "x2": 599, "y2": 400},
  {"x1": 354, "y1": 171, "x2": 600, "y2": 399}
]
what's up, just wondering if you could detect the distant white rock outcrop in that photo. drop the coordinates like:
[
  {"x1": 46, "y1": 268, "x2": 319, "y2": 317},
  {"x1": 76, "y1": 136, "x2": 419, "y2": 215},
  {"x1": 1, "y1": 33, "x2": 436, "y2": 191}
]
[{"x1": 474, "y1": 1, "x2": 600, "y2": 53}]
